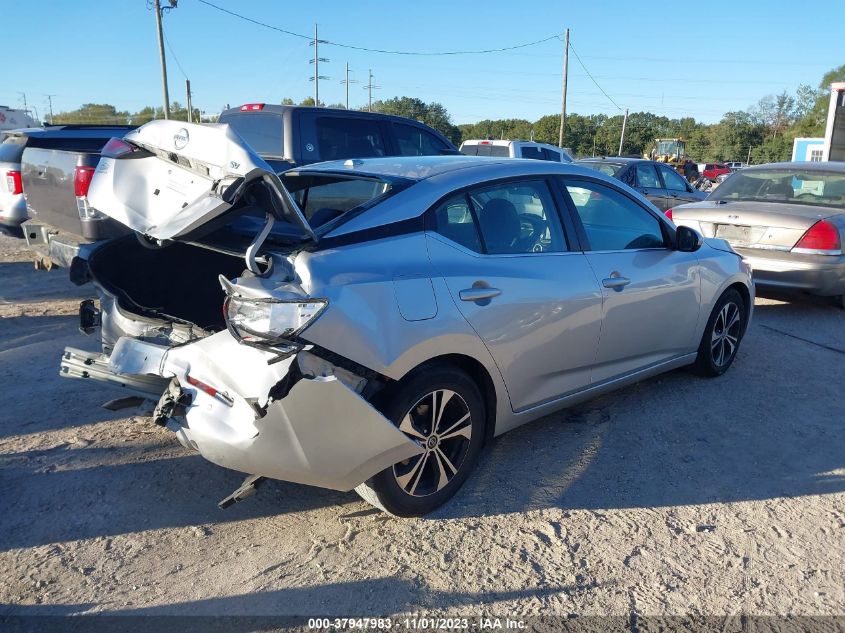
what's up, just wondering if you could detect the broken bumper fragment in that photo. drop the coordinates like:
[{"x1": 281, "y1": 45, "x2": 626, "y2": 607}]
[{"x1": 61, "y1": 331, "x2": 423, "y2": 491}]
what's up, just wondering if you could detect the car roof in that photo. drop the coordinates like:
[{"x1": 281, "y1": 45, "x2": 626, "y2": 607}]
[
  {"x1": 290, "y1": 155, "x2": 600, "y2": 181},
  {"x1": 740, "y1": 161, "x2": 845, "y2": 173}
]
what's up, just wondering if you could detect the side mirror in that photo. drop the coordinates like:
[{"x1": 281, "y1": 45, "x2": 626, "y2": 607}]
[{"x1": 676, "y1": 225, "x2": 703, "y2": 252}]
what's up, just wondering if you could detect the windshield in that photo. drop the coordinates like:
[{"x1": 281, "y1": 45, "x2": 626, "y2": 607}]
[
  {"x1": 656, "y1": 140, "x2": 684, "y2": 156},
  {"x1": 574, "y1": 160, "x2": 623, "y2": 177},
  {"x1": 710, "y1": 168, "x2": 845, "y2": 210}
]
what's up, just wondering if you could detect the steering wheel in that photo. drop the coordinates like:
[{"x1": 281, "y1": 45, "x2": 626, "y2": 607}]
[{"x1": 517, "y1": 213, "x2": 548, "y2": 252}]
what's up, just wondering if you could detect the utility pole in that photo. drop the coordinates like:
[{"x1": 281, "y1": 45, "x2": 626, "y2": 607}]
[
  {"x1": 309, "y1": 24, "x2": 330, "y2": 107},
  {"x1": 558, "y1": 28, "x2": 569, "y2": 148},
  {"x1": 153, "y1": 0, "x2": 177, "y2": 120},
  {"x1": 363, "y1": 69, "x2": 380, "y2": 112},
  {"x1": 340, "y1": 63, "x2": 359, "y2": 110},
  {"x1": 18, "y1": 92, "x2": 28, "y2": 114},
  {"x1": 45, "y1": 94, "x2": 55, "y2": 124},
  {"x1": 746, "y1": 145, "x2": 752, "y2": 165},
  {"x1": 185, "y1": 80, "x2": 193, "y2": 123},
  {"x1": 618, "y1": 108, "x2": 629, "y2": 156}
]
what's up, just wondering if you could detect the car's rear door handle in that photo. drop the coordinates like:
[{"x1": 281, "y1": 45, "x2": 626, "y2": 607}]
[
  {"x1": 602, "y1": 276, "x2": 631, "y2": 289},
  {"x1": 459, "y1": 287, "x2": 502, "y2": 302}
]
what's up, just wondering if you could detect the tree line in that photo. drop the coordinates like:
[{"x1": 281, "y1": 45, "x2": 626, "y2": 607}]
[{"x1": 49, "y1": 64, "x2": 843, "y2": 163}]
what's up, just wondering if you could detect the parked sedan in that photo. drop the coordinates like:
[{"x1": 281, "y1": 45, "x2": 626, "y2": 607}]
[
  {"x1": 61, "y1": 121, "x2": 753, "y2": 516},
  {"x1": 672, "y1": 162, "x2": 845, "y2": 306},
  {"x1": 574, "y1": 157, "x2": 706, "y2": 214}
]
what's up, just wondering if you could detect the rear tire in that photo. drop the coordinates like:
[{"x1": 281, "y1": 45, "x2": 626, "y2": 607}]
[
  {"x1": 690, "y1": 288, "x2": 746, "y2": 377},
  {"x1": 354, "y1": 366, "x2": 486, "y2": 517}
]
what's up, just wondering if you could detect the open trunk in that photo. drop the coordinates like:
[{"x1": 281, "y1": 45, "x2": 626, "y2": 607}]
[{"x1": 88, "y1": 235, "x2": 246, "y2": 332}]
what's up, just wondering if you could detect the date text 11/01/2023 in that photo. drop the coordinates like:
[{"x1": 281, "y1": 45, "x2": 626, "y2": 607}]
[{"x1": 307, "y1": 617, "x2": 527, "y2": 630}]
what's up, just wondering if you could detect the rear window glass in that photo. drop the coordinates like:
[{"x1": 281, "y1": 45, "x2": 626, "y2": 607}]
[
  {"x1": 574, "y1": 160, "x2": 623, "y2": 177},
  {"x1": 0, "y1": 136, "x2": 27, "y2": 163},
  {"x1": 461, "y1": 144, "x2": 510, "y2": 157},
  {"x1": 281, "y1": 173, "x2": 396, "y2": 228},
  {"x1": 316, "y1": 117, "x2": 386, "y2": 161},
  {"x1": 220, "y1": 112, "x2": 283, "y2": 157},
  {"x1": 542, "y1": 148, "x2": 561, "y2": 162},
  {"x1": 710, "y1": 169, "x2": 845, "y2": 210}
]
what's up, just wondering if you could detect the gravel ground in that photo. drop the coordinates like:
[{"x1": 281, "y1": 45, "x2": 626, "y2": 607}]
[{"x1": 0, "y1": 232, "x2": 843, "y2": 620}]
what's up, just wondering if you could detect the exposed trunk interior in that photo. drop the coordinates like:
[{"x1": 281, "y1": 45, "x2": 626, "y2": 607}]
[{"x1": 88, "y1": 235, "x2": 247, "y2": 331}]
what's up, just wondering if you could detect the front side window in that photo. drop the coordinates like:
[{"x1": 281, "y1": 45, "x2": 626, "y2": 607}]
[
  {"x1": 315, "y1": 117, "x2": 386, "y2": 161},
  {"x1": 393, "y1": 124, "x2": 448, "y2": 156},
  {"x1": 564, "y1": 180, "x2": 666, "y2": 251},
  {"x1": 658, "y1": 164, "x2": 689, "y2": 191},
  {"x1": 432, "y1": 180, "x2": 567, "y2": 254},
  {"x1": 635, "y1": 163, "x2": 661, "y2": 188}
]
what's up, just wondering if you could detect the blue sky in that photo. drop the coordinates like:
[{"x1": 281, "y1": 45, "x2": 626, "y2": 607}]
[{"x1": 4, "y1": 0, "x2": 842, "y2": 125}]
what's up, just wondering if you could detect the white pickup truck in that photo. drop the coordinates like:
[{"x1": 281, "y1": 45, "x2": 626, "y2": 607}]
[{"x1": 459, "y1": 139, "x2": 573, "y2": 162}]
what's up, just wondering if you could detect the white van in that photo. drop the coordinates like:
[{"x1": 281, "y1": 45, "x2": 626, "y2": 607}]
[{"x1": 459, "y1": 139, "x2": 573, "y2": 162}]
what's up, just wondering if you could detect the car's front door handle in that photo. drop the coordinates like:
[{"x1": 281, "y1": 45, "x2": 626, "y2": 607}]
[
  {"x1": 602, "y1": 276, "x2": 631, "y2": 290},
  {"x1": 459, "y1": 287, "x2": 502, "y2": 302}
]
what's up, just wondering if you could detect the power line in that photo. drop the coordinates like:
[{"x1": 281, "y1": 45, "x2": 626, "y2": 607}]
[
  {"x1": 567, "y1": 39, "x2": 624, "y2": 112},
  {"x1": 196, "y1": 0, "x2": 560, "y2": 56},
  {"x1": 163, "y1": 29, "x2": 189, "y2": 80}
]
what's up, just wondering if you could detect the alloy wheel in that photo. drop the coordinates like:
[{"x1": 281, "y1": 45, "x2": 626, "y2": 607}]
[
  {"x1": 393, "y1": 389, "x2": 473, "y2": 497},
  {"x1": 711, "y1": 301, "x2": 742, "y2": 367}
]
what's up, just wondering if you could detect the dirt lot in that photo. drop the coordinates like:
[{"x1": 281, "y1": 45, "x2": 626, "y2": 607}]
[{"x1": 0, "y1": 231, "x2": 843, "y2": 620}]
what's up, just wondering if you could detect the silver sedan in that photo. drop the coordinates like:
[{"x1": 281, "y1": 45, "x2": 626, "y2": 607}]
[
  {"x1": 672, "y1": 161, "x2": 845, "y2": 306},
  {"x1": 61, "y1": 121, "x2": 754, "y2": 516}
]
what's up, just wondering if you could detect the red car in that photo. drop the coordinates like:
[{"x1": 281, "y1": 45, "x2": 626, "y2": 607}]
[{"x1": 703, "y1": 162, "x2": 731, "y2": 180}]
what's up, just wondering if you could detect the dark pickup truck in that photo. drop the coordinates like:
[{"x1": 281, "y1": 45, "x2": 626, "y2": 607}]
[
  {"x1": 21, "y1": 107, "x2": 456, "y2": 267},
  {"x1": 217, "y1": 103, "x2": 459, "y2": 171},
  {"x1": 20, "y1": 124, "x2": 135, "y2": 267}
]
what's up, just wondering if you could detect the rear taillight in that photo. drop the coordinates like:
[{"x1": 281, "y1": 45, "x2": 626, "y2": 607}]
[
  {"x1": 793, "y1": 220, "x2": 841, "y2": 254},
  {"x1": 101, "y1": 137, "x2": 138, "y2": 159},
  {"x1": 665, "y1": 208, "x2": 673, "y2": 221},
  {"x1": 5, "y1": 170, "x2": 22, "y2": 195},
  {"x1": 240, "y1": 103, "x2": 265, "y2": 111},
  {"x1": 74, "y1": 166, "x2": 96, "y2": 197}
]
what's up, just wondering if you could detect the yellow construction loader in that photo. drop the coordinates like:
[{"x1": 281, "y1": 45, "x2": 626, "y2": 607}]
[{"x1": 646, "y1": 138, "x2": 689, "y2": 172}]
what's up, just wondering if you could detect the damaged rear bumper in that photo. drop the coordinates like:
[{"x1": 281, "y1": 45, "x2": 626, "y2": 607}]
[{"x1": 61, "y1": 332, "x2": 423, "y2": 491}]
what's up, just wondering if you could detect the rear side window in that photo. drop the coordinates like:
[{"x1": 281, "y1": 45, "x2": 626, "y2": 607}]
[
  {"x1": 221, "y1": 112, "x2": 283, "y2": 157},
  {"x1": 432, "y1": 195, "x2": 483, "y2": 252},
  {"x1": 521, "y1": 146, "x2": 543, "y2": 160},
  {"x1": 0, "y1": 136, "x2": 27, "y2": 163},
  {"x1": 393, "y1": 123, "x2": 448, "y2": 156},
  {"x1": 316, "y1": 117, "x2": 386, "y2": 161},
  {"x1": 542, "y1": 148, "x2": 561, "y2": 162}
]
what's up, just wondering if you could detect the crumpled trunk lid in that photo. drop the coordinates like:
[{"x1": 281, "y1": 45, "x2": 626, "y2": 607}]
[{"x1": 87, "y1": 120, "x2": 313, "y2": 242}]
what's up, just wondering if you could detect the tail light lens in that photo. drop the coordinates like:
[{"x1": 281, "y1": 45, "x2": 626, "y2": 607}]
[
  {"x1": 5, "y1": 170, "x2": 22, "y2": 195},
  {"x1": 101, "y1": 137, "x2": 141, "y2": 159},
  {"x1": 665, "y1": 208, "x2": 673, "y2": 221},
  {"x1": 74, "y1": 166, "x2": 96, "y2": 197},
  {"x1": 793, "y1": 220, "x2": 841, "y2": 254}
]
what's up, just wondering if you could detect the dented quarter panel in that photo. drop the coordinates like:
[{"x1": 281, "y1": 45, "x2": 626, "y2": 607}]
[{"x1": 107, "y1": 332, "x2": 424, "y2": 490}]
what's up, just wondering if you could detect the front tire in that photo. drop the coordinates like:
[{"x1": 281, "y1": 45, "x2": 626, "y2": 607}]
[
  {"x1": 691, "y1": 288, "x2": 746, "y2": 377},
  {"x1": 355, "y1": 367, "x2": 486, "y2": 517}
]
